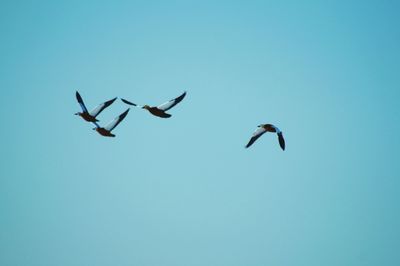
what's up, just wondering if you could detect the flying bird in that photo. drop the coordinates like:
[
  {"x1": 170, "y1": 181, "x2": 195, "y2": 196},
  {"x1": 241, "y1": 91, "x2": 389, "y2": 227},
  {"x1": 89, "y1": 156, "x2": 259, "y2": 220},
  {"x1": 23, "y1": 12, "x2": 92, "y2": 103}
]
[
  {"x1": 75, "y1": 91, "x2": 117, "y2": 122},
  {"x1": 92, "y1": 109, "x2": 130, "y2": 137},
  {"x1": 121, "y1": 91, "x2": 187, "y2": 118},
  {"x1": 245, "y1": 124, "x2": 285, "y2": 150}
]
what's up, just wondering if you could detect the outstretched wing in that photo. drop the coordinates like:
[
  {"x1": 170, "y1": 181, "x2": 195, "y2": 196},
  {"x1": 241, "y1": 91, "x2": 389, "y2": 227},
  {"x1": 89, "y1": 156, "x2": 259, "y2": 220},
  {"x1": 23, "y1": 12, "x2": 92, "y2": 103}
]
[
  {"x1": 92, "y1": 121, "x2": 101, "y2": 128},
  {"x1": 105, "y1": 109, "x2": 130, "y2": 132},
  {"x1": 245, "y1": 127, "x2": 267, "y2": 148},
  {"x1": 89, "y1": 97, "x2": 117, "y2": 117},
  {"x1": 76, "y1": 91, "x2": 88, "y2": 113},
  {"x1": 277, "y1": 132, "x2": 285, "y2": 150},
  {"x1": 121, "y1": 98, "x2": 138, "y2": 106},
  {"x1": 157, "y1": 91, "x2": 187, "y2": 111}
]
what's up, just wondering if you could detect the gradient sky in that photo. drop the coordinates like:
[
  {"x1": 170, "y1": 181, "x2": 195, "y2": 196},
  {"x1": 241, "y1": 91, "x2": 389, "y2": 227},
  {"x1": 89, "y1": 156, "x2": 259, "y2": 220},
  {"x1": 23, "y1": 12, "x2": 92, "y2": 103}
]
[{"x1": 1, "y1": 1, "x2": 399, "y2": 265}]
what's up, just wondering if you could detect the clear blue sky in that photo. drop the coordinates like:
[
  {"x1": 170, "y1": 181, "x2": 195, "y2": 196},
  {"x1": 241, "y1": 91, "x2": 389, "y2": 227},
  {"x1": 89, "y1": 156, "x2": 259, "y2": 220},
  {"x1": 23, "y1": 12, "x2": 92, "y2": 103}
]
[{"x1": 1, "y1": 1, "x2": 399, "y2": 265}]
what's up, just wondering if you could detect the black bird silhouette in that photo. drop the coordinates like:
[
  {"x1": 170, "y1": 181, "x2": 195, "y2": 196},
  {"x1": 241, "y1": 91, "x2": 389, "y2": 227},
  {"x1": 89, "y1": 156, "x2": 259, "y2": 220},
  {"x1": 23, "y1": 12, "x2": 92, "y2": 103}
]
[
  {"x1": 121, "y1": 91, "x2": 186, "y2": 118},
  {"x1": 92, "y1": 109, "x2": 130, "y2": 137},
  {"x1": 245, "y1": 124, "x2": 285, "y2": 150},
  {"x1": 75, "y1": 91, "x2": 117, "y2": 122}
]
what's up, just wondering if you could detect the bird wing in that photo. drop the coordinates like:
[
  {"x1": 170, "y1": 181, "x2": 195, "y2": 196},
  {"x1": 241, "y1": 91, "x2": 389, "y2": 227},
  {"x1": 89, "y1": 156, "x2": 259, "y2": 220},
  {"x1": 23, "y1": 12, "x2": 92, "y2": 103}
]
[
  {"x1": 89, "y1": 97, "x2": 117, "y2": 117},
  {"x1": 76, "y1": 91, "x2": 88, "y2": 113},
  {"x1": 121, "y1": 98, "x2": 139, "y2": 106},
  {"x1": 245, "y1": 127, "x2": 267, "y2": 148},
  {"x1": 105, "y1": 109, "x2": 130, "y2": 132},
  {"x1": 92, "y1": 121, "x2": 101, "y2": 128},
  {"x1": 277, "y1": 132, "x2": 285, "y2": 150},
  {"x1": 270, "y1": 125, "x2": 281, "y2": 133},
  {"x1": 157, "y1": 91, "x2": 186, "y2": 111}
]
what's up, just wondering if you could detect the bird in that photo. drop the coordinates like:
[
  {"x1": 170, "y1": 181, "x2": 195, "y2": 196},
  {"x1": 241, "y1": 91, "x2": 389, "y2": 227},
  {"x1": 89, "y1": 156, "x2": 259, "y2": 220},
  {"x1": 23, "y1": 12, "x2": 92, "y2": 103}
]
[
  {"x1": 75, "y1": 91, "x2": 117, "y2": 122},
  {"x1": 92, "y1": 109, "x2": 130, "y2": 137},
  {"x1": 245, "y1": 124, "x2": 285, "y2": 150},
  {"x1": 121, "y1": 91, "x2": 187, "y2": 118}
]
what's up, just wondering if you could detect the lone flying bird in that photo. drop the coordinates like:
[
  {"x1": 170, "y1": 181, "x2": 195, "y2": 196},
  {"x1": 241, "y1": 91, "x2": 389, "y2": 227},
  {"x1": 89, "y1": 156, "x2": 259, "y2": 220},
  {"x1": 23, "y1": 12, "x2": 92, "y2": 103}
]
[
  {"x1": 245, "y1": 124, "x2": 285, "y2": 150},
  {"x1": 121, "y1": 91, "x2": 187, "y2": 118},
  {"x1": 92, "y1": 109, "x2": 130, "y2": 137},
  {"x1": 75, "y1": 91, "x2": 117, "y2": 122}
]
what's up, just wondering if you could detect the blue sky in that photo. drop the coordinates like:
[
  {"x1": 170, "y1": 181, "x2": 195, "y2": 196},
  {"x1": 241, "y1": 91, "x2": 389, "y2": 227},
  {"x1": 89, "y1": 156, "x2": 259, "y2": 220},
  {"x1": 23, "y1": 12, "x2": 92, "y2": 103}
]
[{"x1": 1, "y1": 1, "x2": 399, "y2": 265}]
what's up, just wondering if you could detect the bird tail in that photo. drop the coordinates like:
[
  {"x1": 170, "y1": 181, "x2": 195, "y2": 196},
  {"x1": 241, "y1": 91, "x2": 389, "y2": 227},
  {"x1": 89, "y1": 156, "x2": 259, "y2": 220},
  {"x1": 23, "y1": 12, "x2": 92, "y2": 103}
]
[{"x1": 158, "y1": 112, "x2": 172, "y2": 118}]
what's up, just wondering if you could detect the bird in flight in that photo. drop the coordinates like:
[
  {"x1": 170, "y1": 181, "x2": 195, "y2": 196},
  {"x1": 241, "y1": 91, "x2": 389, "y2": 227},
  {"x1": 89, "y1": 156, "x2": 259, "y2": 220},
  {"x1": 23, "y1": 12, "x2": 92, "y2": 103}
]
[
  {"x1": 92, "y1": 109, "x2": 130, "y2": 137},
  {"x1": 75, "y1": 91, "x2": 117, "y2": 122},
  {"x1": 245, "y1": 124, "x2": 285, "y2": 150},
  {"x1": 121, "y1": 91, "x2": 187, "y2": 118}
]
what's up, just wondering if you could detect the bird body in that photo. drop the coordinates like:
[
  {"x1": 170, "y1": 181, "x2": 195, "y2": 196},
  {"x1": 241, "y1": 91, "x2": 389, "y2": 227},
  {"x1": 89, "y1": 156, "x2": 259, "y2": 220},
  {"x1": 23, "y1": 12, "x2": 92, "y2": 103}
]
[
  {"x1": 78, "y1": 112, "x2": 99, "y2": 122},
  {"x1": 95, "y1": 127, "x2": 116, "y2": 137},
  {"x1": 261, "y1": 124, "x2": 279, "y2": 133},
  {"x1": 143, "y1": 106, "x2": 172, "y2": 118}
]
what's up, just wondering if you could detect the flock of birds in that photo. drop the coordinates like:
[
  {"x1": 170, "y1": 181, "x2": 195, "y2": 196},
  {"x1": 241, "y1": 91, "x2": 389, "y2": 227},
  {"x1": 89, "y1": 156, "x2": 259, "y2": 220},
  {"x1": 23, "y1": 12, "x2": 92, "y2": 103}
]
[{"x1": 75, "y1": 91, "x2": 285, "y2": 150}]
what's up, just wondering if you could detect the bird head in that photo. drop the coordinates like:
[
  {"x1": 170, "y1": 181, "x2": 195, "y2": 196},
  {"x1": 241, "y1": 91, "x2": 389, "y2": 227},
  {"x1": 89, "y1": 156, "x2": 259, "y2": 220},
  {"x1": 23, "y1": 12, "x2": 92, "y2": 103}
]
[{"x1": 142, "y1": 105, "x2": 150, "y2": 110}]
